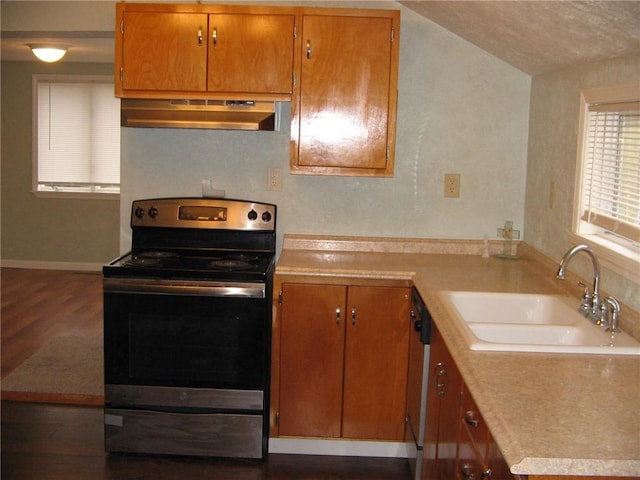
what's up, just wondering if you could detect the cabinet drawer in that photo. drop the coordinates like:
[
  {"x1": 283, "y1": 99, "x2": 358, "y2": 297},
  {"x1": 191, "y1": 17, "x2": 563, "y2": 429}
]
[
  {"x1": 456, "y1": 446, "x2": 486, "y2": 480},
  {"x1": 461, "y1": 385, "x2": 490, "y2": 460}
]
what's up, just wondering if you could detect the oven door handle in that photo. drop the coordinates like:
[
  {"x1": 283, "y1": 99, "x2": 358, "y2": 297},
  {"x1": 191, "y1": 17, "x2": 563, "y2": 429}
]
[{"x1": 103, "y1": 278, "x2": 265, "y2": 298}]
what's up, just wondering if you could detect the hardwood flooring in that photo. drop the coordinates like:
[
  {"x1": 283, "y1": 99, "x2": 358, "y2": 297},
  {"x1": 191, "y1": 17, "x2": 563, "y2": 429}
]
[
  {"x1": 1, "y1": 268, "x2": 412, "y2": 479},
  {"x1": 1, "y1": 268, "x2": 103, "y2": 379},
  {"x1": 1, "y1": 401, "x2": 410, "y2": 480}
]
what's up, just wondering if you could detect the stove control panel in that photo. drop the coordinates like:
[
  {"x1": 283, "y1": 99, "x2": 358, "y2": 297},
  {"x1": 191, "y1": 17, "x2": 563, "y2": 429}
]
[{"x1": 131, "y1": 198, "x2": 276, "y2": 231}]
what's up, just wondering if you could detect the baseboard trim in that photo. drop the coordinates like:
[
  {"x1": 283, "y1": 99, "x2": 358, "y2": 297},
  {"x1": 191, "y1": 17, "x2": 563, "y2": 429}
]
[
  {"x1": 268, "y1": 437, "x2": 410, "y2": 458},
  {"x1": 0, "y1": 259, "x2": 104, "y2": 272}
]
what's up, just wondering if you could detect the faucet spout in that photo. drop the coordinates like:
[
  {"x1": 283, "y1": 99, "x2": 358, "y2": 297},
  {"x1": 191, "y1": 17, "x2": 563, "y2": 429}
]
[{"x1": 556, "y1": 245, "x2": 601, "y2": 322}]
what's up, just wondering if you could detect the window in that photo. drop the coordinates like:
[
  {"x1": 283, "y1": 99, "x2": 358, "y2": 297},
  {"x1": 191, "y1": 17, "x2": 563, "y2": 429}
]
[
  {"x1": 573, "y1": 83, "x2": 640, "y2": 279},
  {"x1": 33, "y1": 75, "x2": 120, "y2": 197}
]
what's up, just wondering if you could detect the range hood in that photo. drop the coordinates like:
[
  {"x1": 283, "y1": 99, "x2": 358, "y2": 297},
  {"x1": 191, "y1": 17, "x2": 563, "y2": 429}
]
[{"x1": 120, "y1": 98, "x2": 276, "y2": 131}]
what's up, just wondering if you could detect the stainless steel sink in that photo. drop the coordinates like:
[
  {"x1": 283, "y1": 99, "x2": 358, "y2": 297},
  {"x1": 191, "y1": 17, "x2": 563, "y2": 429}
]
[{"x1": 440, "y1": 291, "x2": 640, "y2": 355}]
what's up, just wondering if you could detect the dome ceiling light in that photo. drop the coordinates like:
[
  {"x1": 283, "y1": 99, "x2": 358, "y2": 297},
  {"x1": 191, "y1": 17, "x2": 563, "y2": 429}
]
[{"x1": 28, "y1": 44, "x2": 68, "y2": 63}]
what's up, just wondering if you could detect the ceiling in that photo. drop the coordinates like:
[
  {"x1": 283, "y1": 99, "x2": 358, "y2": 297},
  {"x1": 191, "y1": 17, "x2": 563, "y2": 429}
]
[
  {"x1": 2, "y1": 1, "x2": 639, "y2": 75},
  {"x1": 400, "y1": 1, "x2": 640, "y2": 75},
  {"x1": 1, "y1": 1, "x2": 115, "y2": 63}
]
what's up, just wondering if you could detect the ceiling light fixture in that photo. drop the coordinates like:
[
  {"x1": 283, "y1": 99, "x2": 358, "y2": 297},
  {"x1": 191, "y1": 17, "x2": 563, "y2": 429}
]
[{"x1": 28, "y1": 44, "x2": 68, "y2": 63}]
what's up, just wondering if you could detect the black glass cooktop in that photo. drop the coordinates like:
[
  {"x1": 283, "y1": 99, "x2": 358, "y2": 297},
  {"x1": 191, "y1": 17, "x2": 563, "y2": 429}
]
[{"x1": 104, "y1": 250, "x2": 275, "y2": 282}]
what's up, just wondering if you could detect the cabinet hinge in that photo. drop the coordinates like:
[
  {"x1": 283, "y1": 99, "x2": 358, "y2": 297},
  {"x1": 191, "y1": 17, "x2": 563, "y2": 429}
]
[
  {"x1": 293, "y1": 23, "x2": 297, "y2": 39},
  {"x1": 391, "y1": 26, "x2": 395, "y2": 43},
  {"x1": 120, "y1": 19, "x2": 124, "y2": 35},
  {"x1": 292, "y1": 72, "x2": 296, "y2": 88},
  {"x1": 278, "y1": 290, "x2": 283, "y2": 305},
  {"x1": 119, "y1": 67, "x2": 124, "y2": 82},
  {"x1": 386, "y1": 146, "x2": 390, "y2": 160},
  {"x1": 275, "y1": 411, "x2": 280, "y2": 426}
]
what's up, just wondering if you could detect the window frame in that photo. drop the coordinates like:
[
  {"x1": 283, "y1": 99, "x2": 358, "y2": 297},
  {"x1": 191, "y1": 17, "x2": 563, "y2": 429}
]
[
  {"x1": 572, "y1": 83, "x2": 640, "y2": 283},
  {"x1": 31, "y1": 74, "x2": 120, "y2": 200}
]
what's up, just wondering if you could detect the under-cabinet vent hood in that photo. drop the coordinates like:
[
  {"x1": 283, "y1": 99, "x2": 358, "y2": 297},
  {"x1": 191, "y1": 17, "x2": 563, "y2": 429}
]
[{"x1": 120, "y1": 98, "x2": 276, "y2": 131}]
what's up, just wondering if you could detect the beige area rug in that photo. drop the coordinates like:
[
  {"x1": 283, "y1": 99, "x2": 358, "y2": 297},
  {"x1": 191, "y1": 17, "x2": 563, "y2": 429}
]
[{"x1": 1, "y1": 335, "x2": 104, "y2": 406}]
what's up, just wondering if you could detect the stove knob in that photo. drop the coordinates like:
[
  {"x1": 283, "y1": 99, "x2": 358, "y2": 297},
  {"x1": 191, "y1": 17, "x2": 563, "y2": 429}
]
[
  {"x1": 261, "y1": 211, "x2": 272, "y2": 223},
  {"x1": 148, "y1": 206, "x2": 159, "y2": 219},
  {"x1": 134, "y1": 207, "x2": 145, "y2": 219},
  {"x1": 248, "y1": 210, "x2": 258, "y2": 221}
]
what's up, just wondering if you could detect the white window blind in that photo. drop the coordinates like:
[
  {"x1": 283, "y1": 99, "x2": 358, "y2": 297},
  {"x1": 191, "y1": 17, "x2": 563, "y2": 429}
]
[
  {"x1": 35, "y1": 76, "x2": 120, "y2": 195},
  {"x1": 581, "y1": 101, "x2": 640, "y2": 244}
]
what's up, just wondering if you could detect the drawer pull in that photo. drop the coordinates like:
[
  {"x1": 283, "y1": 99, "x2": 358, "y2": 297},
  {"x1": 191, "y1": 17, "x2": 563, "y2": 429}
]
[
  {"x1": 465, "y1": 410, "x2": 481, "y2": 428},
  {"x1": 460, "y1": 462, "x2": 479, "y2": 479},
  {"x1": 460, "y1": 463, "x2": 492, "y2": 479},
  {"x1": 351, "y1": 307, "x2": 357, "y2": 325}
]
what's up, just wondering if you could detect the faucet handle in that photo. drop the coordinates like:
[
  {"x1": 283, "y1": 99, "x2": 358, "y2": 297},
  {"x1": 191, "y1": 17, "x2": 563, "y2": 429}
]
[
  {"x1": 603, "y1": 296, "x2": 622, "y2": 333},
  {"x1": 577, "y1": 282, "x2": 592, "y2": 316}
]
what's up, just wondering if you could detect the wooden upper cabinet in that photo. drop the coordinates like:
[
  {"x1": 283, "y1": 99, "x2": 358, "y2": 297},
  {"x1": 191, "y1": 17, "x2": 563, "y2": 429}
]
[
  {"x1": 121, "y1": 12, "x2": 208, "y2": 92},
  {"x1": 291, "y1": 9, "x2": 400, "y2": 177},
  {"x1": 115, "y1": 3, "x2": 295, "y2": 99},
  {"x1": 207, "y1": 14, "x2": 294, "y2": 94}
]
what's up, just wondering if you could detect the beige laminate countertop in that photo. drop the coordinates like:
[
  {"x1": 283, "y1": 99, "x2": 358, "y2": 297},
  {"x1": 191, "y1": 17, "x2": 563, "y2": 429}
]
[{"x1": 275, "y1": 236, "x2": 640, "y2": 477}]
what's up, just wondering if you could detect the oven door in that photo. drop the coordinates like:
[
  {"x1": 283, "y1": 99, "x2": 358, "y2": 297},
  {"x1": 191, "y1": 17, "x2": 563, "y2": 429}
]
[{"x1": 103, "y1": 277, "x2": 270, "y2": 392}]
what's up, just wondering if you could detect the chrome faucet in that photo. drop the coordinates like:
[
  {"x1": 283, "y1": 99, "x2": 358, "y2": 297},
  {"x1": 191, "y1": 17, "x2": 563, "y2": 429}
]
[
  {"x1": 602, "y1": 296, "x2": 621, "y2": 333},
  {"x1": 556, "y1": 245, "x2": 602, "y2": 323}
]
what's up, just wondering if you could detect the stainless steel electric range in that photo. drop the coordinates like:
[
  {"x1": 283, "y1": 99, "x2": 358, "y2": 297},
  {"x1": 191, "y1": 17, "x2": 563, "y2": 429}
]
[{"x1": 102, "y1": 197, "x2": 276, "y2": 460}]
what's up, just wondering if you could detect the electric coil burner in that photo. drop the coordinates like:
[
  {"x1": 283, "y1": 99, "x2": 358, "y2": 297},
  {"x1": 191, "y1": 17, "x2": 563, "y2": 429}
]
[{"x1": 103, "y1": 198, "x2": 276, "y2": 460}]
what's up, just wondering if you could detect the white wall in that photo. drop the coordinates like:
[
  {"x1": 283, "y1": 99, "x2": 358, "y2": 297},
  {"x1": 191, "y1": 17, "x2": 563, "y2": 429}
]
[
  {"x1": 525, "y1": 54, "x2": 640, "y2": 311},
  {"x1": 120, "y1": 5, "x2": 532, "y2": 255}
]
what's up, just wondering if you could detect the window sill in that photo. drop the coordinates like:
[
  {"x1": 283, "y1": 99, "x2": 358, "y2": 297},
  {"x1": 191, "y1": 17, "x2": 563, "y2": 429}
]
[
  {"x1": 569, "y1": 232, "x2": 640, "y2": 284},
  {"x1": 32, "y1": 190, "x2": 119, "y2": 201}
]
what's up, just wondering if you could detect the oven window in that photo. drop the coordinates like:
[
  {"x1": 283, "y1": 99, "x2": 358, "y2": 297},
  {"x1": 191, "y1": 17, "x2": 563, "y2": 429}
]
[{"x1": 104, "y1": 293, "x2": 268, "y2": 390}]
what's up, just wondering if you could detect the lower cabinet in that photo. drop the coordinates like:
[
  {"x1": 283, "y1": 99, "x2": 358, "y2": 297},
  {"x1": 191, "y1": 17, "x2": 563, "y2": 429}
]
[
  {"x1": 458, "y1": 384, "x2": 513, "y2": 479},
  {"x1": 277, "y1": 283, "x2": 410, "y2": 440},
  {"x1": 423, "y1": 325, "x2": 463, "y2": 479},
  {"x1": 423, "y1": 324, "x2": 516, "y2": 480}
]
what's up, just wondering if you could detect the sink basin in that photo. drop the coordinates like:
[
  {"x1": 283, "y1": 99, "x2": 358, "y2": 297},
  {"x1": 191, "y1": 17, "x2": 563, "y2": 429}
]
[{"x1": 440, "y1": 291, "x2": 640, "y2": 355}]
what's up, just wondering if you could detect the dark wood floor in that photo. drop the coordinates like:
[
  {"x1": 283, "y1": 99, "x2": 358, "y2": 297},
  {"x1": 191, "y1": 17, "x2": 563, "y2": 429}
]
[
  {"x1": 1, "y1": 401, "x2": 410, "y2": 480},
  {"x1": 1, "y1": 268, "x2": 411, "y2": 479},
  {"x1": 1, "y1": 268, "x2": 103, "y2": 379}
]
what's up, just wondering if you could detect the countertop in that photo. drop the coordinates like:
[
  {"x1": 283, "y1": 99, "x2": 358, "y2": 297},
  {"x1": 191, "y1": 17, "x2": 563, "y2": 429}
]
[{"x1": 275, "y1": 235, "x2": 640, "y2": 477}]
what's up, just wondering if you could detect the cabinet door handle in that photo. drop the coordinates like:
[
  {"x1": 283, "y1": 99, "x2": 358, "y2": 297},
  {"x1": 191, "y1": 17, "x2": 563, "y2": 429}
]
[
  {"x1": 306, "y1": 40, "x2": 312, "y2": 59},
  {"x1": 460, "y1": 463, "x2": 479, "y2": 479},
  {"x1": 198, "y1": 27, "x2": 203, "y2": 45},
  {"x1": 212, "y1": 27, "x2": 218, "y2": 46},
  {"x1": 351, "y1": 307, "x2": 357, "y2": 325},
  {"x1": 465, "y1": 410, "x2": 481, "y2": 428},
  {"x1": 434, "y1": 362, "x2": 446, "y2": 396},
  {"x1": 336, "y1": 307, "x2": 341, "y2": 325}
]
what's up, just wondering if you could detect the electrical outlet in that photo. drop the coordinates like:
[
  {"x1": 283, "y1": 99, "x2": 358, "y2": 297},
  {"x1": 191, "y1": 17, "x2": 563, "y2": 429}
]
[
  {"x1": 444, "y1": 173, "x2": 460, "y2": 198},
  {"x1": 267, "y1": 167, "x2": 282, "y2": 191}
]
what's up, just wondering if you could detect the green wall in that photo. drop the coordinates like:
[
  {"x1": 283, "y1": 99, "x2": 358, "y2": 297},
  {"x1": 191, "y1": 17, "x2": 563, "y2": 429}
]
[{"x1": 1, "y1": 61, "x2": 120, "y2": 266}]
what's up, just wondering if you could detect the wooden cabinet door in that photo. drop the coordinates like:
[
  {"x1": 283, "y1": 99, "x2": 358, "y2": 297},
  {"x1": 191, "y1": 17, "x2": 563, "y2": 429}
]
[
  {"x1": 122, "y1": 12, "x2": 208, "y2": 92},
  {"x1": 342, "y1": 286, "x2": 410, "y2": 440},
  {"x1": 422, "y1": 325, "x2": 463, "y2": 480},
  {"x1": 423, "y1": 327, "x2": 444, "y2": 480},
  {"x1": 435, "y1": 330, "x2": 462, "y2": 480},
  {"x1": 293, "y1": 12, "x2": 399, "y2": 175},
  {"x1": 207, "y1": 14, "x2": 294, "y2": 94},
  {"x1": 457, "y1": 385, "x2": 491, "y2": 480},
  {"x1": 278, "y1": 283, "x2": 346, "y2": 437}
]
